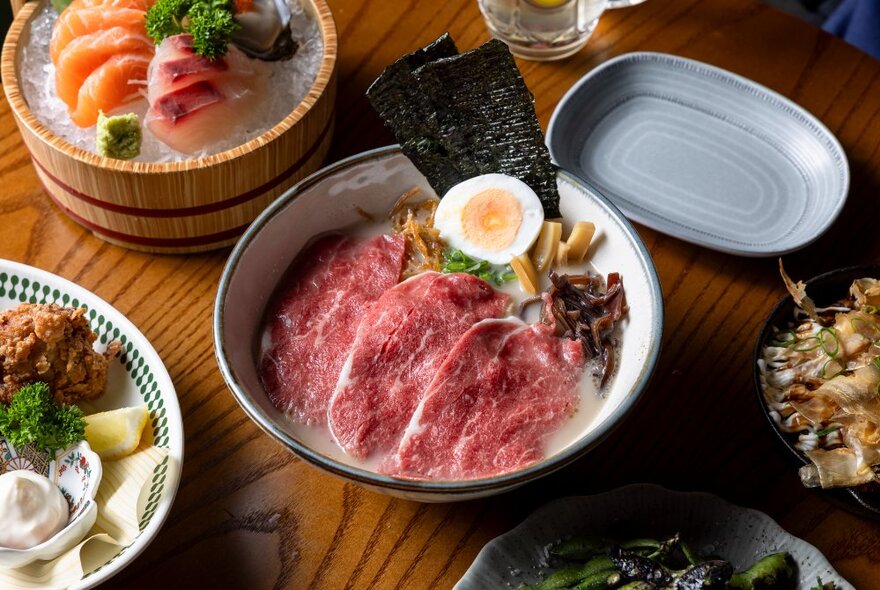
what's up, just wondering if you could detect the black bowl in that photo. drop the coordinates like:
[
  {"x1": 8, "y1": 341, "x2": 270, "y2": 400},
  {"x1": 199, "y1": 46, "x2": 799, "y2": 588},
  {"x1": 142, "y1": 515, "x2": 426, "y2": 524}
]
[{"x1": 753, "y1": 264, "x2": 880, "y2": 519}]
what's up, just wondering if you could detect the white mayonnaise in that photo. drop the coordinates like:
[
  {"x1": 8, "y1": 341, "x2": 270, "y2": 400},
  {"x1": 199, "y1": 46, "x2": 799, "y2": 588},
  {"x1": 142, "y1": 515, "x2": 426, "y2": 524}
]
[{"x1": 0, "y1": 471, "x2": 68, "y2": 550}]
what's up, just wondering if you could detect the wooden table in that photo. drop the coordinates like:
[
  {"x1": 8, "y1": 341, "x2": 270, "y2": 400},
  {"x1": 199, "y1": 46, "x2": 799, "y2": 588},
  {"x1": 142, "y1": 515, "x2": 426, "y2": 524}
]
[{"x1": 2, "y1": 0, "x2": 879, "y2": 587}]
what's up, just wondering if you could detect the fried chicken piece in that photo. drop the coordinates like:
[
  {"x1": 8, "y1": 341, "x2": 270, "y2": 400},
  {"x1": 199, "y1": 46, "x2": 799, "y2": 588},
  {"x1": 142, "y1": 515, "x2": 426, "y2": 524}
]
[{"x1": 0, "y1": 303, "x2": 121, "y2": 405}]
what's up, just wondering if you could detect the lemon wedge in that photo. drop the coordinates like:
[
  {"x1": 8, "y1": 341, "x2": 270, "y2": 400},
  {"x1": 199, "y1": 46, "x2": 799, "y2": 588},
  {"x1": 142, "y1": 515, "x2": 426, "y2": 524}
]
[
  {"x1": 526, "y1": 0, "x2": 569, "y2": 7},
  {"x1": 84, "y1": 405, "x2": 149, "y2": 461}
]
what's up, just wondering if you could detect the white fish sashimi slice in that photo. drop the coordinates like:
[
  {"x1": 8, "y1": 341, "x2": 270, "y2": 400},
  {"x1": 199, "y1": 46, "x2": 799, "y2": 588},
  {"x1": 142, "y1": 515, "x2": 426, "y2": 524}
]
[
  {"x1": 147, "y1": 34, "x2": 268, "y2": 103},
  {"x1": 145, "y1": 34, "x2": 269, "y2": 154}
]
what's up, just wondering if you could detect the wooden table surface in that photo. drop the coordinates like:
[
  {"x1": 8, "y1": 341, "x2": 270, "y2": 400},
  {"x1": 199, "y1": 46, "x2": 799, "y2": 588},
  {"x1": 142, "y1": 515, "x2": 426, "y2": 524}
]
[{"x1": 2, "y1": 0, "x2": 880, "y2": 587}]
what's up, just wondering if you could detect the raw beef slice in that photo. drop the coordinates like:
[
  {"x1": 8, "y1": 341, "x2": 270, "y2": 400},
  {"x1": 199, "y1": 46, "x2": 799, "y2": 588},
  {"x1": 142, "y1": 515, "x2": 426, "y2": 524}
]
[
  {"x1": 328, "y1": 272, "x2": 510, "y2": 458},
  {"x1": 260, "y1": 233, "x2": 406, "y2": 424},
  {"x1": 385, "y1": 318, "x2": 584, "y2": 480}
]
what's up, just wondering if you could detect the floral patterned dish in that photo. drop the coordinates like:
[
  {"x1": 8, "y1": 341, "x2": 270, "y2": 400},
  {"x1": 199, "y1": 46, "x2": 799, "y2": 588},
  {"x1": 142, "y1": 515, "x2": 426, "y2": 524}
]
[{"x1": 0, "y1": 439, "x2": 102, "y2": 568}]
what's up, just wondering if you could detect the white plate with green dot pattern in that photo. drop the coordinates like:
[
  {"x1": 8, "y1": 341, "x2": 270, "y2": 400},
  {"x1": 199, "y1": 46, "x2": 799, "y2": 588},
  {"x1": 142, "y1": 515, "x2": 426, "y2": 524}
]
[{"x1": 0, "y1": 259, "x2": 183, "y2": 589}]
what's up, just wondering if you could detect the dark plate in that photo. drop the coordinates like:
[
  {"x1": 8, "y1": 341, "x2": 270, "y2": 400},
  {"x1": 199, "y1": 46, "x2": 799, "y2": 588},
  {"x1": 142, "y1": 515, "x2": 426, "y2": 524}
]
[{"x1": 754, "y1": 265, "x2": 880, "y2": 518}]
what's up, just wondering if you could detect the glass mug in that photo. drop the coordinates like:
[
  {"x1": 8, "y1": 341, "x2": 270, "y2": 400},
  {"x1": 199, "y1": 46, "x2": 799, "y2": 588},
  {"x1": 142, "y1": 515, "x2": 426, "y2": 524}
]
[{"x1": 478, "y1": 0, "x2": 647, "y2": 61}]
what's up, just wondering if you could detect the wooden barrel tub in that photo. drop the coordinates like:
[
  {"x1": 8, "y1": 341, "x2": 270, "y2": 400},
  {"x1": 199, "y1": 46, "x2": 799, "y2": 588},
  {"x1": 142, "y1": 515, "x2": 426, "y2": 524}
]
[{"x1": 1, "y1": 0, "x2": 337, "y2": 253}]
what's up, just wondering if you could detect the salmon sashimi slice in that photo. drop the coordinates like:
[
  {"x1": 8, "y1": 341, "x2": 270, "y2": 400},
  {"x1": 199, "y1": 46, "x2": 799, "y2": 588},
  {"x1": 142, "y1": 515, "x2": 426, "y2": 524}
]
[
  {"x1": 67, "y1": 0, "x2": 152, "y2": 11},
  {"x1": 51, "y1": 8, "x2": 147, "y2": 63},
  {"x1": 54, "y1": 26, "x2": 152, "y2": 115},
  {"x1": 70, "y1": 52, "x2": 151, "y2": 127}
]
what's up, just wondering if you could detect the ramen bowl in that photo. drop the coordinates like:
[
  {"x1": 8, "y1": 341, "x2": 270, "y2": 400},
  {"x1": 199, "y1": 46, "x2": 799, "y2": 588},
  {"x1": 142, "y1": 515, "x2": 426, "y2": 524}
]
[
  {"x1": 214, "y1": 146, "x2": 664, "y2": 502},
  {"x1": 1, "y1": 0, "x2": 337, "y2": 254}
]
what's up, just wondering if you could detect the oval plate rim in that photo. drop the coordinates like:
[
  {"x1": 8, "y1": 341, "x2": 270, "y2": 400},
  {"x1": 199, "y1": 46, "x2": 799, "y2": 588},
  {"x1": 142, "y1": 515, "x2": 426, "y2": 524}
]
[{"x1": 547, "y1": 51, "x2": 850, "y2": 258}]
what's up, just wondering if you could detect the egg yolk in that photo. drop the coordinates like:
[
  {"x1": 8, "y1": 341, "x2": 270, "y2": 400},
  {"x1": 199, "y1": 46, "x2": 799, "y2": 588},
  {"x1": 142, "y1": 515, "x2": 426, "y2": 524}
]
[{"x1": 461, "y1": 188, "x2": 523, "y2": 252}]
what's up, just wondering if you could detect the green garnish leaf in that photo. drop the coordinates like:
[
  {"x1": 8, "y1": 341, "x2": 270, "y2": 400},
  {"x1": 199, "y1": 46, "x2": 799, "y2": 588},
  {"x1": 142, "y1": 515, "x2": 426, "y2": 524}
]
[
  {"x1": 0, "y1": 383, "x2": 86, "y2": 452},
  {"x1": 188, "y1": 0, "x2": 239, "y2": 60},
  {"x1": 145, "y1": 0, "x2": 189, "y2": 44},
  {"x1": 51, "y1": 0, "x2": 73, "y2": 13},
  {"x1": 440, "y1": 249, "x2": 515, "y2": 287},
  {"x1": 146, "y1": 0, "x2": 238, "y2": 60}
]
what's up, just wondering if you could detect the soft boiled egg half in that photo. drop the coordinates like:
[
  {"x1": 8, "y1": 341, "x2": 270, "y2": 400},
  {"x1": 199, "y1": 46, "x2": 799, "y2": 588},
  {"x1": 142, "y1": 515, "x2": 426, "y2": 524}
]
[{"x1": 434, "y1": 174, "x2": 544, "y2": 265}]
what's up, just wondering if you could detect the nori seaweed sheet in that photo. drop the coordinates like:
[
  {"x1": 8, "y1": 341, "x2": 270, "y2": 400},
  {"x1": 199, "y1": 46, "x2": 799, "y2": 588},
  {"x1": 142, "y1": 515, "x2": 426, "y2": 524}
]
[
  {"x1": 366, "y1": 33, "x2": 458, "y2": 145},
  {"x1": 366, "y1": 34, "x2": 461, "y2": 194},
  {"x1": 366, "y1": 35, "x2": 561, "y2": 218}
]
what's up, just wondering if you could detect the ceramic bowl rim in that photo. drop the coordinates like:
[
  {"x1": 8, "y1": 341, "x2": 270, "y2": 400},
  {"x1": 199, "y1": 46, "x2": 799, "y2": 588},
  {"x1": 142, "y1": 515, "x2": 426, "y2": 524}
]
[
  {"x1": 752, "y1": 263, "x2": 880, "y2": 517},
  {"x1": 546, "y1": 51, "x2": 850, "y2": 258},
  {"x1": 214, "y1": 145, "x2": 664, "y2": 494}
]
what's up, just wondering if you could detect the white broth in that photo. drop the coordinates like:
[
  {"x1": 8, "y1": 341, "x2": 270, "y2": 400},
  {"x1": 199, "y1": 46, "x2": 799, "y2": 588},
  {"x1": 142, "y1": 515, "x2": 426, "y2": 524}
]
[{"x1": 260, "y1": 215, "x2": 621, "y2": 479}]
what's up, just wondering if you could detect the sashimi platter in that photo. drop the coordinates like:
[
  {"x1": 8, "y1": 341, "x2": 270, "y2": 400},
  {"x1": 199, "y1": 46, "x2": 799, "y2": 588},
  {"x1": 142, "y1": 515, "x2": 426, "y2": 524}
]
[
  {"x1": 20, "y1": 0, "x2": 322, "y2": 160},
  {"x1": 219, "y1": 32, "x2": 661, "y2": 492}
]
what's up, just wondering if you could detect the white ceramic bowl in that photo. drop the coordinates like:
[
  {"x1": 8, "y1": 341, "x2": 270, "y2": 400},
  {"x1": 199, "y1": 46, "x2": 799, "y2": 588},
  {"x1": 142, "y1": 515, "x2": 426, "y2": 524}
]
[
  {"x1": 0, "y1": 260, "x2": 183, "y2": 588},
  {"x1": 215, "y1": 146, "x2": 663, "y2": 502},
  {"x1": 0, "y1": 440, "x2": 102, "y2": 568}
]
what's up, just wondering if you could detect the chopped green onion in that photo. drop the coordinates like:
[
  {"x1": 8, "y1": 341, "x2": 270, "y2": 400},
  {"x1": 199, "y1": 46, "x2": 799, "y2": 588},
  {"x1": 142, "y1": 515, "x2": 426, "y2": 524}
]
[
  {"x1": 819, "y1": 359, "x2": 843, "y2": 379},
  {"x1": 818, "y1": 328, "x2": 840, "y2": 357},
  {"x1": 816, "y1": 425, "x2": 841, "y2": 437},
  {"x1": 865, "y1": 305, "x2": 879, "y2": 315},
  {"x1": 770, "y1": 329, "x2": 797, "y2": 347},
  {"x1": 440, "y1": 249, "x2": 516, "y2": 286},
  {"x1": 792, "y1": 336, "x2": 821, "y2": 352}
]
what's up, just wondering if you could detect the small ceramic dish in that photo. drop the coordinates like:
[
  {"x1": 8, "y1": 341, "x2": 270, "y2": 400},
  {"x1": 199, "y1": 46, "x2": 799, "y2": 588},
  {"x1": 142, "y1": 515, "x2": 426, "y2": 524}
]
[
  {"x1": 215, "y1": 145, "x2": 664, "y2": 502},
  {"x1": 0, "y1": 439, "x2": 102, "y2": 568},
  {"x1": 0, "y1": 260, "x2": 183, "y2": 588},
  {"x1": 753, "y1": 264, "x2": 880, "y2": 518},
  {"x1": 547, "y1": 52, "x2": 849, "y2": 257},
  {"x1": 455, "y1": 484, "x2": 853, "y2": 589}
]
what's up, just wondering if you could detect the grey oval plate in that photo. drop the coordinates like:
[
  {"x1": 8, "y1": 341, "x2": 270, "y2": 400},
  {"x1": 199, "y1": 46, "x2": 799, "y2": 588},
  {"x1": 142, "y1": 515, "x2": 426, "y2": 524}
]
[
  {"x1": 547, "y1": 52, "x2": 849, "y2": 257},
  {"x1": 454, "y1": 484, "x2": 853, "y2": 589}
]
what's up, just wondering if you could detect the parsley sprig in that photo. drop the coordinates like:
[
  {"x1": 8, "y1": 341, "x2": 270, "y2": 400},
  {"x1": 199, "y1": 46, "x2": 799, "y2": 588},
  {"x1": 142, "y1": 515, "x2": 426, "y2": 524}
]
[
  {"x1": 0, "y1": 383, "x2": 85, "y2": 452},
  {"x1": 146, "y1": 0, "x2": 239, "y2": 60}
]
